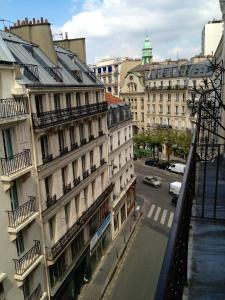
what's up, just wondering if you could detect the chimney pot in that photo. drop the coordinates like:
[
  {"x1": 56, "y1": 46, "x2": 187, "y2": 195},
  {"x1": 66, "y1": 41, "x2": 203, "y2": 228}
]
[
  {"x1": 25, "y1": 18, "x2": 28, "y2": 24},
  {"x1": 40, "y1": 17, "x2": 44, "y2": 23},
  {"x1": 65, "y1": 32, "x2": 68, "y2": 39},
  {"x1": 33, "y1": 18, "x2": 36, "y2": 24}
]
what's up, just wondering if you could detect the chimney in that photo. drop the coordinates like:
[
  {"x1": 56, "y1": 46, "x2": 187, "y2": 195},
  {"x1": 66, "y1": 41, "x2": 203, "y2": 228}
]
[{"x1": 9, "y1": 18, "x2": 58, "y2": 66}]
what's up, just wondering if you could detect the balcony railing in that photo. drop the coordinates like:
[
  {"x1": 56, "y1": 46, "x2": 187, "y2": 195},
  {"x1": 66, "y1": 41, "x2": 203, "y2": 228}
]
[
  {"x1": 46, "y1": 194, "x2": 57, "y2": 208},
  {"x1": 100, "y1": 158, "x2": 106, "y2": 166},
  {"x1": 45, "y1": 183, "x2": 114, "y2": 261},
  {"x1": 7, "y1": 196, "x2": 37, "y2": 228},
  {"x1": 89, "y1": 134, "x2": 94, "y2": 141},
  {"x1": 13, "y1": 240, "x2": 41, "y2": 275},
  {"x1": 0, "y1": 149, "x2": 32, "y2": 176},
  {"x1": 20, "y1": 64, "x2": 39, "y2": 82},
  {"x1": 32, "y1": 102, "x2": 108, "y2": 129},
  {"x1": 42, "y1": 154, "x2": 53, "y2": 164},
  {"x1": 91, "y1": 164, "x2": 96, "y2": 173},
  {"x1": 73, "y1": 176, "x2": 81, "y2": 187},
  {"x1": 59, "y1": 146, "x2": 68, "y2": 156},
  {"x1": 0, "y1": 97, "x2": 29, "y2": 119},
  {"x1": 26, "y1": 283, "x2": 42, "y2": 300},
  {"x1": 71, "y1": 142, "x2": 78, "y2": 150},
  {"x1": 63, "y1": 183, "x2": 72, "y2": 195},
  {"x1": 80, "y1": 138, "x2": 87, "y2": 146},
  {"x1": 44, "y1": 66, "x2": 63, "y2": 82},
  {"x1": 82, "y1": 170, "x2": 89, "y2": 179}
]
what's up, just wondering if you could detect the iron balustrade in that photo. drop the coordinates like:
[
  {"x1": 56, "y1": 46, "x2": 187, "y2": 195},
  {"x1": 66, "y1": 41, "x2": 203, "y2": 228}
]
[
  {"x1": 20, "y1": 64, "x2": 39, "y2": 82},
  {"x1": 59, "y1": 146, "x2": 68, "y2": 156},
  {"x1": 154, "y1": 135, "x2": 196, "y2": 300},
  {"x1": 73, "y1": 176, "x2": 81, "y2": 187},
  {"x1": 99, "y1": 130, "x2": 104, "y2": 136},
  {"x1": 89, "y1": 134, "x2": 94, "y2": 141},
  {"x1": 82, "y1": 170, "x2": 89, "y2": 179},
  {"x1": 44, "y1": 66, "x2": 63, "y2": 82},
  {"x1": 100, "y1": 158, "x2": 106, "y2": 166},
  {"x1": 45, "y1": 183, "x2": 114, "y2": 261},
  {"x1": 13, "y1": 240, "x2": 41, "y2": 275},
  {"x1": 42, "y1": 154, "x2": 53, "y2": 164},
  {"x1": 7, "y1": 196, "x2": 37, "y2": 228},
  {"x1": 46, "y1": 194, "x2": 57, "y2": 208},
  {"x1": 0, "y1": 97, "x2": 29, "y2": 119},
  {"x1": 91, "y1": 164, "x2": 96, "y2": 173},
  {"x1": 71, "y1": 142, "x2": 78, "y2": 150},
  {"x1": 0, "y1": 149, "x2": 32, "y2": 176},
  {"x1": 26, "y1": 283, "x2": 42, "y2": 300},
  {"x1": 80, "y1": 138, "x2": 87, "y2": 145},
  {"x1": 63, "y1": 183, "x2": 72, "y2": 195},
  {"x1": 32, "y1": 102, "x2": 108, "y2": 129}
]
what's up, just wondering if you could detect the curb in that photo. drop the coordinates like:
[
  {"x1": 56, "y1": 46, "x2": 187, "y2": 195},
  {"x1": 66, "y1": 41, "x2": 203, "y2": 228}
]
[{"x1": 99, "y1": 212, "x2": 143, "y2": 300}]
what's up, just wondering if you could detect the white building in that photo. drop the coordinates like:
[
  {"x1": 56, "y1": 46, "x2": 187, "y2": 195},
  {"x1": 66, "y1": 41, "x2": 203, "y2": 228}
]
[
  {"x1": 106, "y1": 93, "x2": 136, "y2": 238},
  {"x1": 202, "y1": 20, "x2": 224, "y2": 55}
]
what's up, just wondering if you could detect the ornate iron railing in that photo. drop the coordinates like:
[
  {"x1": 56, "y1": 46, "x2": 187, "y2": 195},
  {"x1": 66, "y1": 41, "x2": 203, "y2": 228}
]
[
  {"x1": 45, "y1": 183, "x2": 114, "y2": 261},
  {"x1": 46, "y1": 194, "x2": 57, "y2": 208},
  {"x1": 42, "y1": 154, "x2": 53, "y2": 164},
  {"x1": 26, "y1": 284, "x2": 42, "y2": 300},
  {"x1": 59, "y1": 146, "x2": 68, "y2": 156},
  {"x1": 0, "y1": 149, "x2": 32, "y2": 176},
  {"x1": 44, "y1": 66, "x2": 63, "y2": 82},
  {"x1": 32, "y1": 102, "x2": 108, "y2": 129},
  {"x1": 7, "y1": 196, "x2": 37, "y2": 228},
  {"x1": 0, "y1": 97, "x2": 29, "y2": 119},
  {"x1": 13, "y1": 240, "x2": 41, "y2": 275},
  {"x1": 63, "y1": 183, "x2": 72, "y2": 195}
]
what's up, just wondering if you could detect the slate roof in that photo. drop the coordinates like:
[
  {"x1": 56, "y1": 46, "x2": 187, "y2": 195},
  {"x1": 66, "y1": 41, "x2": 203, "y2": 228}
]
[{"x1": 0, "y1": 30, "x2": 103, "y2": 87}]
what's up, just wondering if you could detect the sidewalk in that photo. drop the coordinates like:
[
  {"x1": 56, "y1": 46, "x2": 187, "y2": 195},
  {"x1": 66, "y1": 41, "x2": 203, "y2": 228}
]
[{"x1": 78, "y1": 210, "x2": 142, "y2": 300}]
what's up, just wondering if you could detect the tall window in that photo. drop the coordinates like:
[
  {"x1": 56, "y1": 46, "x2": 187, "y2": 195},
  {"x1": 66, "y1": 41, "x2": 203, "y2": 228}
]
[
  {"x1": 69, "y1": 127, "x2": 76, "y2": 146},
  {"x1": 118, "y1": 131, "x2": 120, "y2": 146},
  {"x1": 176, "y1": 93, "x2": 179, "y2": 101},
  {"x1": 72, "y1": 160, "x2": 78, "y2": 179},
  {"x1": 88, "y1": 121, "x2": 92, "y2": 137},
  {"x1": 79, "y1": 124, "x2": 84, "y2": 140},
  {"x1": 45, "y1": 175, "x2": 52, "y2": 198},
  {"x1": 58, "y1": 130, "x2": 65, "y2": 151},
  {"x1": 75, "y1": 194, "x2": 80, "y2": 217},
  {"x1": 54, "y1": 94, "x2": 61, "y2": 110},
  {"x1": 61, "y1": 166, "x2": 68, "y2": 188},
  {"x1": 35, "y1": 95, "x2": 43, "y2": 116},
  {"x1": 66, "y1": 93, "x2": 71, "y2": 108},
  {"x1": 168, "y1": 94, "x2": 171, "y2": 101},
  {"x1": 85, "y1": 92, "x2": 89, "y2": 105},
  {"x1": 175, "y1": 106, "x2": 179, "y2": 115},
  {"x1": 81, "y1": 155, "x2": 86, "y2": 173},
  {"x1": 40, "y1": 135, "x2": 49, "y2": 160},
  {"x1": 99, "y1": 145, "x2": 103, "y2": 160},
  {"x1": 76, "y1": 92, "x2": 81, "y2": 107},
  {"x1": 16, "y1": 231, "x2": 24, "y2": 256},
  {"x1": 98, "y1": 118, "x2": 102, "y2": 132},
  {"x1": 160, "y1": 94, "x2": 163, "y2": 101},
  {"x1": 96, "y1": 91, "x2": 99, "y2": 103},
  {"x1": 64, "y1": 202, "x2": 70, "y2": 228},
  {"x1": 90, "y1": 150, "x2": 94, "y2": 167},
  {"x1": 84, "y1": 187, "x2": 88, "y2": 209},
  {"x1": 49, "y1": 215, "x2": 56, "y2": 240}
]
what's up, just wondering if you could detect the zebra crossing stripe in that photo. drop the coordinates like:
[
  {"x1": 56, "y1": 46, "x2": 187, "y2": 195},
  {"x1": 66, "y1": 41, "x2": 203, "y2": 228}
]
[
  {"x1": 147, "y1": 204, "x2": 155, "y2": 218},
  {"x1": 160, "y1": 209, "x2": 167, "y2": 224},
  {"x1": 167, "y1": 212, "x2": 174, "y2": 228},
  {"x1": 154, "y1": 207, "x2": 161, "y2": 221}
]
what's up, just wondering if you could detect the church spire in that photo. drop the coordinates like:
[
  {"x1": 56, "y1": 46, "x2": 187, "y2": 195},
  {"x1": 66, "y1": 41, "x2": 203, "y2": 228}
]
[{"x1": 141, "y1": 36, "x2": 153, "y2": 65}]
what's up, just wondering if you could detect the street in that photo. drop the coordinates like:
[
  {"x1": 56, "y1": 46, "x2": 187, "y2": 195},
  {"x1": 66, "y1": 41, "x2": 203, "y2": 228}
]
[{"x1": 103, "y1": 160, "x2": 183, "y2": 300}]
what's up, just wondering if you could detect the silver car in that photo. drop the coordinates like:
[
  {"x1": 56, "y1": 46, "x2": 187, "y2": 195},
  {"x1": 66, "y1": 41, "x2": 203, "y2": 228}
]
[{"x1": 142, "y1": 176, "x2": 162, "y2": 187}]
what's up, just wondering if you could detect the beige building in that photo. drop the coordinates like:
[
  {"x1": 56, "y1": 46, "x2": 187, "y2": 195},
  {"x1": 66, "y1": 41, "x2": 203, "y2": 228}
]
[
  {"x1": 121, "y1": 57, "x2": 212, "y2": 133},
  {"x1": 91, "y1": 57, "x2": 140, "y2": 97},
  {"x1": 0, "y1": 18, "x2": 112, "y2": 300},
  {"x1": 106, "y1": 93, "x2": 135, "y2": 238},
  {"x1": 202, "y1": 20, "x2": 224, "y2": 56}
]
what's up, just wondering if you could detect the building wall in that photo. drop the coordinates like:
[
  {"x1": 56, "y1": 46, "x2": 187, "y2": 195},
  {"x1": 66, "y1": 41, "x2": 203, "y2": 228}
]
[{"x1": 202, "y1": 21, "x2": 224, "y2": 56}]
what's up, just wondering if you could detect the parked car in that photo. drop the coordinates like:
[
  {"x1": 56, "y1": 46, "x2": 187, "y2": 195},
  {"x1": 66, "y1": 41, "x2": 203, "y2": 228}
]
[
  {"x1": 145, "y1": 159, "x2": 158, "y2": 167},
  {"x1": 171, "y1": 195, "x2": 178, "y2": 207},
  {"x1": 142, "y1": 176, "x2": 162, "y2": 187},
  {"x1": 157, "y1": 160, "x2": 170, "y2": 170},
  {"x1": 169, "y1": 181, "x2": 182, "y2": 195},
  {"x1": 168, "y1": 163, "x2": 186, "y2": 175}
]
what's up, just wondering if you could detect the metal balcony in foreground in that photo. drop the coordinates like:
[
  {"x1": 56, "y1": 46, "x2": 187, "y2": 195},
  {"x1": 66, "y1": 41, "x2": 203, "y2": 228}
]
[
  {"x1": 0, "y1": 97, "x2": 29, "y2": 121},
  {"x1": 45, "y1": 183, "x2": 114, "y2": 262},
  {"x1": 32, "y1": 102, "x2": 108, "y2": 129},
  {"x1": 0, "y1": 149, "x2": 32, "y2": 180}
]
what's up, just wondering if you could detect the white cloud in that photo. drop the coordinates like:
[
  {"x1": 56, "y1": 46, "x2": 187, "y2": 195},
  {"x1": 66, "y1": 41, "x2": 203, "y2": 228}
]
[{"x1": 58, "y1": 0, "x2": 222, "y2": 63}]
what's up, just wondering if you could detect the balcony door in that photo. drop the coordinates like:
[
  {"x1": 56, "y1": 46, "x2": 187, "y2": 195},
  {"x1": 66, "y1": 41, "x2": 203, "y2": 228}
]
[
  {"x1": 40, "y1": 135, "x2": 49, "y2": 160},
  {"x1": 16, "y1": 231, "x2": 24, "y2": 256},
  {"x1": 54, "y1": 94, "x2": 61, "y2": 111},
  {"x1": 10, "y1": 181, "x2": 19, "y2": 210},
  {"x1": 58, "y1": 130, "x2": 64, "y2": 151},
  {"x1": 35, "y1": 95, "x2": 43, "y2": 117},
  {"x1": 2, "y1": 128, "x2": 13, "y2": 159}
]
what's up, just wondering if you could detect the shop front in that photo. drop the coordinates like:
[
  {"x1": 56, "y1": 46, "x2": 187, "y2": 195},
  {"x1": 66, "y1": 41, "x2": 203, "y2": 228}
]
[{"x1": 90, "y1": 213, "x2": 112, "y2": 274}]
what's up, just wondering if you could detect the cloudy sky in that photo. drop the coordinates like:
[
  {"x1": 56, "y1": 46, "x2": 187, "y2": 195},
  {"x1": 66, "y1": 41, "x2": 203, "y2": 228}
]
[{"x1": 0, "y1": 0, "x2": 222, "y2": 63}]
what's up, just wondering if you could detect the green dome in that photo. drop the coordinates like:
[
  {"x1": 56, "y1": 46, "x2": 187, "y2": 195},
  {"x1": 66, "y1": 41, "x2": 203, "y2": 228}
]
[{"x1": 141, "y1": 36, "x2": 153, "y2": 65}]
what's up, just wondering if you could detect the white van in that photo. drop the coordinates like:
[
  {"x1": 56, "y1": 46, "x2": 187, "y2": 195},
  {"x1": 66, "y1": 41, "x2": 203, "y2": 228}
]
[
  {"x1": 169, "y1": 181, "x2": 182, "y2": 196},
  {"x1": 168, "y1": 163, "x2": 186, "y2": 175}
]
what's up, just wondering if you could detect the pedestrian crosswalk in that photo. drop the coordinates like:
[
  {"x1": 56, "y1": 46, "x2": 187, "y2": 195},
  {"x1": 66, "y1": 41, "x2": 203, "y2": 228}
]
[{"x1": 146, "y1": 204, "x2": 174, "y2": 228}]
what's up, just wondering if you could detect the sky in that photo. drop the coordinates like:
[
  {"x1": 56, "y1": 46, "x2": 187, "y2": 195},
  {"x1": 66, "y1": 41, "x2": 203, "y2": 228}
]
[{"x1": 0, "y1": 0, "x2": 222, "y2": 64}]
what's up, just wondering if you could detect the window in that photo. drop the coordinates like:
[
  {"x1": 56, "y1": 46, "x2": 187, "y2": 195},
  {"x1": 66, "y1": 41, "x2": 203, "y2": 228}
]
[
  {"x1": 49, "y1": 253, "x2": 66, "y2": 288},
  {"x1": 81, "y1": 155, "x2": 86, "y2": 173},
  {"x1": 92, "y1": 180, "x2": 95, "y2": 200},
  {"x1": 141, "y1": 112, "x2": 144, "y2": 122},
  {"x1": 66, "y1": 93, "x2": 71, "y2": 108},
  {"x1": 169, "y1": 81, "x2": 172, "y2": 87},
  {"x1": 177, "y1": 80, "x2": 180, "y2": 87},
  {"x1": 16, "y1": 231, "x2": 24, "y2": 256},
  {"x1": 23, "y1": 278, "x2": 30, "y2": 299},
  {"x1": 79, "y1": 124, "x2": 84, "y2": 140},
  {"x1": 98, "y1": 118, "x2": 102, "y2": 132},
  {"x1": 175, "y1": 106, "x2": 179, "y2": 115},
  {"x1": 45, "y1": 175, "x2": 52, "y2": 198},
  {"x1": 182, "y1": 106, "x2": 185, "y2": 114},
  {"x1": 69, "y1": 127, "x2": 76, "y2": 146},
  {"x1": 75, "y1": 195, "x2": 80, "y2": 217},
  {"x1": 61, "y1": 166, "x2": 68, "y2": 188},
  {"x1": 110, "y1": 135, "x2": 113, "y2": 151},
  {"x1": 153, "y1": 94, "x2": 156, "y2": 101},
  {"x1": 152, "y1": 104, "x2": 155, "y2": 113},
  {"x1": 183, "y1": 93, "x2": 185, "y2": 101},
  {"x1": 168, "y1": 105, "x2": 171, "y2": 114},
  {"x1": 99, "y1": 145, "x2": 103, "y2": 160},
  {"x1": 35, "y1": 95, "x2": 43, "y2": 116},
  {"x1": 58, "y1": 130, "x2": 65, "y2": 151},
  {"x1": 172, "y1": 67, "x2": 177, "y2": 76},
  {"x1": 54, "y1": 94, "x2": 61, "y2": 110},
  {"x1": 72, "y1": 160, "x2": 78, "y2": 179},
  {"x1": 96, "y1": 91, "x2": 99, "y2": 103},
  {"x1": 119, "y1": 154, "x2": 122, "y2": 168},
  {"x1": 40, "y1": 135, "x2": 49, "y2": 160},
  {"x1": 84, "y1": 187, "x2": 88, "y2": 209},
  {"x1": 168, "y1": 94, "x2": 171, "y2": 101},
  {"x1": 159, "y1": 105, "x2": 163, "y2": 113},
  {"x1": 76, "y1": 92, "x2": 81, "y2": 106},
  {"x1": 64, "y1": 202, "x2": 71, "y2": 228},
  {"x1": 49, "y1": 215, "x2": 56, "y2": 240},
  {"x1": 90, "y1": 150, "x2": 94, "y2": 167},
  {"x1": 88, "y1": 121, "x2": 92, "y2": 137},
  {"x1": 160, "y1": 94, "x2": 163, "y2": 101},
  {"x1": 176, "y1": 93, "x2": 179, "y2": 101},
  {"x1": 125, "y1": 128, "x2": 127, "y2": 141},
  {"x1": 85, "y1": 92, "x2": 89, "y2": 105},
  {"x1": 118, "y1": 131, "x2": 120, "y2": 146},
  {"x1": 160, "y1": 81, "x2": 163, "y2": 88},
  {"x1": 10, "y1": 181, "x2": 19, "y2": 210},
  {"x1": 101, "y1": 172, "x2": 104, "y2": 189}
]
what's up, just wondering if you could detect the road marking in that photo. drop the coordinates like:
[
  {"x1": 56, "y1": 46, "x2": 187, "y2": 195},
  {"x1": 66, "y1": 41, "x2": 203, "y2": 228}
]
[
  {"x1": 160, "y1": 209, "x2": 167, "y2": 224},
  {"x1": 154, "y1": 207, "x2": 161, "y2": 221},
  {"x1": 147, "y1": 204, "x2": 156, "y2": 218},
  {"x1": 167, "y1": 212, "x2": 174, "y2": 228}
]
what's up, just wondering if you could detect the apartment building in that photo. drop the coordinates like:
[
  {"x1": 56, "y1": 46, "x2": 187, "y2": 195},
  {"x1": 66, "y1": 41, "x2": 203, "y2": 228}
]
[
  {"x1": 106, "y1": 93, "x2": 135, "y2": 238},
  {"x1": 202, "y1": 20, "x2": 224, "y2": 56},
  {"x1": 91, "y1": 57, "x2": 140, "y2": 96},
  {"x1": 121, "y1": 57, "x2": 212, "y2": 133},
  {"x1": 0, "y1": 18, "x2": 113, "y2": 300}
]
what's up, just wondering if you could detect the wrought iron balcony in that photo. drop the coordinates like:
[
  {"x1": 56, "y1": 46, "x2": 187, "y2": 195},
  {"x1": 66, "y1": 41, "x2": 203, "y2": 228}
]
[
  {"x1": 42, "y1": 154, "x2": 53, "y2": 164},
  {"x1": 7, "y1": 196, "x2": 37, "y2": 229},
  {"x1": 82, "y1": 170, "x2": 89, "y2": 180},
  {"x1": 80, "y1": 138, "x2": 87, "y2": 146},
  {"x1": 63, "y1": 183, "x2": 72, "y2": 195},
  {"x1": 91, "y1": 164, "x2": 96, "y2": 173},
  {"x1": 89, "y1": 134, "x2": 94, "y2": 141},
  {"x1": 73, "y1": 176, "x2": 81, "y2": 187},
  {"x1": 0, "y1": 149, "x2": 32, "y2": 176},
  {"x1": 46, "y1": 194, "x2": 57, "y2": 208},
  {"x1": 44, "y1": 66, "x2": 63, "y2": 82},
  {"x1": 45, "y1": 183, "x2": 114, "y2": 261},
  {"x1": 71, "y1": 142, "x2": 78, "y2": 150},
  {"x1": 26, "y1": 283, "x2": 42, "y2": 300},
  {"x1": 32, "y1": 102, "x2": 108, "y2": 129},
  {"x1": 0, "y1": 97, "x2": 29, "y2": 120},
  {"x1": 13, "y1": 240, "x2": 41, "y2": 275},
  {"x1": 59, "y1": 146, "x2": 68, "y2": 156},
  {"x1": 100, "y1": 158, "x2": 106, "y2": 166},
  {"x1": 99, "y1": 130, "x2": 104, "y2": 136},
  {"x1": 20, "y1": 64, "x2": 39, "y2": 82}
]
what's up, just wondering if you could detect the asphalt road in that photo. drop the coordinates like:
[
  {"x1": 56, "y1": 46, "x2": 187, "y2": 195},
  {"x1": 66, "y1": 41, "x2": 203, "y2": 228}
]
[{"x1": 103, "y1": 160, "x2": 183, "y2": 300}]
